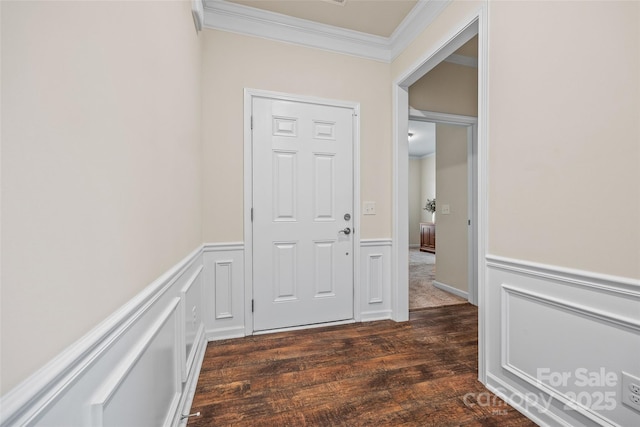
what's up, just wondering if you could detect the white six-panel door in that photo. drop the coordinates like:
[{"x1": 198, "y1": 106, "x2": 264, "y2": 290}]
[{"x1": 252, "y1": 97, "x2": 354, "y2": 331}]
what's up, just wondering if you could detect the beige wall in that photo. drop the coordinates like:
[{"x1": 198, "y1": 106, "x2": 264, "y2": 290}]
[
  {"x1": 420, "y1": 154, "x2": 436, "y2": 223},
  {"x1": 409, "y1": 154, "x2": 437, "y2": 246},
  {"x1": 434, "y1": 124, "x2": 468, "y2": 292},
  {"x1": 409, "y1": 60, "x2": 478, "y2": 117},
  {"x1": 394, "y1": 0, "x2": 640, "y2": 279},
  {"x1": 408, "y1": 158, "x2": 422, "y2": 245},
  {"x1": 487, "y1": 0, "x2": 640, "y2": 278},
  {"x1": 201, "y1": 29, "x2": 392, "y2": 242},
  {"x1": 1, "y1": 0, "x2": 203, "y2": 393}
]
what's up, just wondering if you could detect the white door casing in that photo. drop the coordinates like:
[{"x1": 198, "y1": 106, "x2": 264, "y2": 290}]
[
  {"x1": 393, "y1": 8, "x2": 487, "y2": 382},
  {"x1": 251, "y1": 95, "x2": 356, "y2": 331}
]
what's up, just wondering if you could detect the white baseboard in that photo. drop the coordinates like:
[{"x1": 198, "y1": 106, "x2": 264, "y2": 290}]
[
  {"x1": 206, "y1": 326, "x2": 246, "y2": 341},
  {"x1": 176, "y1": 332, "x2": 208, "y2": 426},
  {"x1": 360, "y1": 309, "x2": 393, "y2": 322},
  {"x1": 433, "y1": 280, "x2": 469, "y2": 300},
  {"x1": 409, "y1": 243, "x2": 420, "y2": 248}
]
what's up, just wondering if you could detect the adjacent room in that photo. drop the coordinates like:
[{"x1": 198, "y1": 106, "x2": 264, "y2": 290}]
[{"x1": 408, "y1": 36, "x2": 478, "y2": 311}]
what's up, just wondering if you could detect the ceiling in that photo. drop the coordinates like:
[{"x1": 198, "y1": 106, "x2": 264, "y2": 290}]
[
  {"x1": 226, "y1": 0, "x2": 419, "y2": 37},
  {"x1": 408, "y1": 120, "x2": 436, "y2": 157}
]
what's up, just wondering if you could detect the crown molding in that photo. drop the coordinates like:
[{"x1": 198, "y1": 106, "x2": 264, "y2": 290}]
[
  {"x1": 192, "y1": 0, "x2": 204, "y2": 32},
  {"x1": 388, "y1": 0, "x2": 451, "y2": 61},
  {"x1": 202, "y1": 0, "x2": 451, "y2": 63}
]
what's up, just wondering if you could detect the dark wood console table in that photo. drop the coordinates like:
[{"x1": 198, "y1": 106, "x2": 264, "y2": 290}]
[{"x1": 420, "y1": 223, "x2": 436, "y2": 253}]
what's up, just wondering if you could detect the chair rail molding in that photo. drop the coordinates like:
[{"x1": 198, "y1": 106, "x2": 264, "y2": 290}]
[
  {"x1": 0, "y1": 247, "x2": 205, "y2": 427},
  {"x1": 486, "y1": 255, "x2": 640, "y2": 427}
]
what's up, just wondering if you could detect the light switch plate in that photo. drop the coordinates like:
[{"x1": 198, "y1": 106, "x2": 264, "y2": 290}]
[
  {"x1": 441, "y1": 204, "x2": 451, "y2": 215},
  {"x1": 363, "y1": 201, "x2": 376, "y2": 215}
]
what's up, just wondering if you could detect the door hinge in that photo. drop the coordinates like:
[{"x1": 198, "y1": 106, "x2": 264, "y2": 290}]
[
  {"x1": 468, "y1": 219, "x2": 471, "y2": 226},
  {"x1": 251, "y1": 116, "x2": 253, "y2": 130},
  {"x1": 251, "y1": 299, "x2": 254, "y2": 313}
]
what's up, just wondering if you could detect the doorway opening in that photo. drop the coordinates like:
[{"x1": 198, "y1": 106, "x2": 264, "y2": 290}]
[
  {"x1": 408, "y1": 110, "x2": 477, "y2": 311},
  {"x1": 392, "y1": 8, "x2": 487, "y2": 382}
]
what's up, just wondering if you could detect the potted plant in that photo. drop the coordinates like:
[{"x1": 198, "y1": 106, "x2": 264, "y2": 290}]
[{"x1": 424, "y1": 198, "x2": 436, "y2": 223}]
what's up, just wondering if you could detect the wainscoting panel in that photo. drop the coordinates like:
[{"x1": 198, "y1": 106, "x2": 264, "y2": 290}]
[
  {"x1": 486, "y1": 255, "x2": 640, "y2": 427},
  {"x1": 0, "y1": 248, "x2": 207, "y2": 427},
  {"x1": 203, "y1": 243, "x2": 245, "y2": 340},
  {"x1": 88, "y1": 298, "x2": 182, "y2": 427},
  {"x1": 1, "y1": 239, "x2": 397, "y2": 426},
  {"x1": 180, "y1": 265, "x2": 205, "y2": 383},
  {"x1": 359, "y1": 239, "x2": 392, "y2": 321}
]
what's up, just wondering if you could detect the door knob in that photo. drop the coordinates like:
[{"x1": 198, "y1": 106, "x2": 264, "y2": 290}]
[{"x1": 339, "y1": 227, "x2": 351, "y2": 235}]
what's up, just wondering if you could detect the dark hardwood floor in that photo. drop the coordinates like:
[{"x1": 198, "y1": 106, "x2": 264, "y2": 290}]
[{"x1": 189, "y1": 304, "x2": 536, "y2": 426}]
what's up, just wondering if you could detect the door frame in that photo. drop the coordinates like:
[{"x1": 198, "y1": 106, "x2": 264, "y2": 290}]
[
  {"x1": 243, "y1": 89, "x2": 361, "y2": 336},
  {"x1": 409, "y1": 109, "x2": 478, "y2": 305},
  {"x1": 391, "y1": 5, "x2": 488, "y2": 383}
]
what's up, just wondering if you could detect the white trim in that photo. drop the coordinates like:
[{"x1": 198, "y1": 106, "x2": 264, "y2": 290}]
[
  {"x1": 486, "y1": 373, "x2": 572, "y2": 427},
  {"x1": 392, "y1": 84, "x2": 409, "y2": 323},
  {"x1": 206, "y1": 325, "x2": 245, "y2": 341},
  {"x1": 409, "y1": 108, "x2": 477, "y2": 126},
  {"x1": 243, "y1": 88, "x2": 254, "y2": 337},
  {"x1": 360, "y1": 309, "x2": 393, "y2": 322},
  {"x1": 252, "y1": 319, "x2": 356, "y2": 336},
  {"x1": 500, "y1": 284, "x2": 636, "y2": 427},
  {"x1": 394, "y1": 20, "x2": 479, "y2": 87},
  {"x1": 392, "y1": 3, "x2": 488, "y2": 382},
  {"x1": 213, "y1": 260, "x2": 234, "y2": 319},
  {"x1": 486, "y1": 254, "x2": 640, "y2": 297},
  {"x1": 88, "y1": 298, "x2": 182, "y2": 427},
  {"x1": 202, "y1": 0, "x2": 451, "y2": 63},
  {"x1": 476, "y1": 2, "x2": 489, "y2": 386},
  {"x1": 366, "y1": 254, "x2": 384, "y2": 304},
  {"x1": 352, "y1": 105, "x2": 362, "y2": 322},
  {"x1": 179, "y1": 265, "x2": 204, "y2": 382},
  {"x1": 176, "y1": 332, "x2": 208, "y2": 427},
  {"x1": 0, "y1": 246, "x2": 202, "y2": 426},
  {"x1": 433, "y1": 280, "x2": 469, "y2": 300},
  {"x1": 203, "y1": 242, "x2": 244, "y2": 252},
  {"x1": 243, "y1": 88, "x2": 361, "y2": 335},
  {"x1": 388, "y1": 0, "x2": 452, "y2": 60},
  {"x1": 444, "y1": 53, "x2": 478, "y2": 68},
  {"x1": 203, "y1": 0, "x2": 390, "y2": 62},
  {"x1": 360, "y1": 238, "x2": 392, "y2": 247},
  {"x1": 191, "y1": 0, "x2": 204, "y2": 32}
]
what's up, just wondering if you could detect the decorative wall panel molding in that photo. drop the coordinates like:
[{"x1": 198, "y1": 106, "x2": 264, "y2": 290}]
[
  {"x1": 203, "y1": 243, "x2": 245, "y2": 340},
  {"x1": 88, "y1": 298, "x2": 182, "y2": 427},
  {"x1": 180, "y1": 266, "x2": 205, "y2": 382},
  {"x1": 486, "y1": 255, "x2": 640, "y2": 427},
  {"x1": 0, "y1": 248, "x2": 206, "y2": 427},
  {"x1": 359, "y1": 239, "x2": 392, "y2": 321}
]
